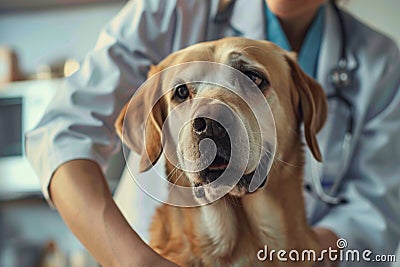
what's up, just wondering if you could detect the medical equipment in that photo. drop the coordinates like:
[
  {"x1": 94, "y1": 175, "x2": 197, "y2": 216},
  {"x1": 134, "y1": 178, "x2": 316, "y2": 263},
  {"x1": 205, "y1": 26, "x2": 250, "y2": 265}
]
[{"x1": 308, "y1": 0, "x2": 353, "y2": 206}]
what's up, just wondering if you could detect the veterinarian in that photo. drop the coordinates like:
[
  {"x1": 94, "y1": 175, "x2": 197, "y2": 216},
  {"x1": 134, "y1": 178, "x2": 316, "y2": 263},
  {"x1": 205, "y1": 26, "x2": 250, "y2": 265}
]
[{"x1": 26, "y1": 0, "x2": 400, "y2": 266}]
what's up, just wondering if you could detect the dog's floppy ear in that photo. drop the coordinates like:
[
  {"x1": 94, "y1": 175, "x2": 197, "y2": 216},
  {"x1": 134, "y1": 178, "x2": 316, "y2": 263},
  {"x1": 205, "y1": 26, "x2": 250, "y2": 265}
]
[
  {"x1": 115, "y1": 65, "x2": 165, "y2": 172},
  {"x1": 285, "y1": 54, "x2": 327, "y2": 162}
]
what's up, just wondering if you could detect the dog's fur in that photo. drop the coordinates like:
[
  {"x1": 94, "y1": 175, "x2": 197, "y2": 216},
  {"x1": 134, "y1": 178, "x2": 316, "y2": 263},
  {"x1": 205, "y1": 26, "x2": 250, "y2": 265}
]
[{"x1": 115, "y1": 37, "x2": 327, "y2": 266}]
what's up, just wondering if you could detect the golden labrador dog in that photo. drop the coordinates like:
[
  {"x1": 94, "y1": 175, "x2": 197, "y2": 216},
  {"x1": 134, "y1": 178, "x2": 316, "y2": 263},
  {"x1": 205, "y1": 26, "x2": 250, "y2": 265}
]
[{"x1": 115, "y1": 37, "x2": 327, "y2": 267}]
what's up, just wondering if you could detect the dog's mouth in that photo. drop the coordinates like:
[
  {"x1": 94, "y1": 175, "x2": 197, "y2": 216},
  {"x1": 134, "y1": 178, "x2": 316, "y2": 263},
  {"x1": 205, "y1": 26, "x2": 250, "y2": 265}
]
[
  {"x1": 202, "y1": 154, "x2": 229, "y2": 178},
  {"x1": 194, "y1": 153, "x2": 267, "y2": 197}
]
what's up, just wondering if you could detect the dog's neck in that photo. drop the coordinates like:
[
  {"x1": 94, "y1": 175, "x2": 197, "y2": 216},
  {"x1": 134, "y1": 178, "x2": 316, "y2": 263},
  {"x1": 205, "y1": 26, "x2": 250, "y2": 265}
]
[
  {"x1": 164, "y1": 138, "x2": 316, "y2": 259},
  {"x1": 198, "y1": 146, "x2": 311, "y2": 255},
  {"x1": 241, "y1": 144, "x2": 313, "y2": 251},
  {"x1": 200, "y1": 151, "x2": 309, "y2": 255}
]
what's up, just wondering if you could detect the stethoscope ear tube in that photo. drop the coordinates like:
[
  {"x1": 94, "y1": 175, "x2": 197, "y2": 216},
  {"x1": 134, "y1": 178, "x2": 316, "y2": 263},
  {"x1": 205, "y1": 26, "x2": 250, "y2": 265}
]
[
  {"x1": 309, "y1": 132, "x2": 351, "y2": 206},
  {"x1": 308, "y1": 0, "x2": 352, "y2": 206},
  {"x1": 329, "y1": 132, "x2": 352, "y2": 197},
  {"x1": 330, "y1": 0, "x2": 348, "y2": 70}
]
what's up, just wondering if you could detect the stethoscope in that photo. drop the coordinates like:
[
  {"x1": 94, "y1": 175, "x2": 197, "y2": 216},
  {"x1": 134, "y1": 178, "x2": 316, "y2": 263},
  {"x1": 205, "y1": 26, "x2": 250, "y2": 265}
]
[{"x1": 307, "y1": 0, "x2": 354, "y2": 206}]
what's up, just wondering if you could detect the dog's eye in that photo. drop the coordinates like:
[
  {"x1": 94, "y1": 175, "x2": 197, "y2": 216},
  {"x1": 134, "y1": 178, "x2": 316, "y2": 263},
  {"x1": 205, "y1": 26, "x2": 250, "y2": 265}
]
[
  {"x1": 245, "y1": 71, "x2": 265, "y2": 87},
  {"x1": 175, "y1": 84, "x2": 190, "y2": 100}
]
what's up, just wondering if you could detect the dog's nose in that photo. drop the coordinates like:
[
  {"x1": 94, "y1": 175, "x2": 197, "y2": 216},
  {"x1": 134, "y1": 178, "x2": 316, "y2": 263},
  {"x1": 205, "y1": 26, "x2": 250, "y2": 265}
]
[
  {"x1": 193, "y1": 117, "x2": 207, "y2": 134},
  {"x1": 192, "y1": 117, "x2": 226, "y2": 137}
]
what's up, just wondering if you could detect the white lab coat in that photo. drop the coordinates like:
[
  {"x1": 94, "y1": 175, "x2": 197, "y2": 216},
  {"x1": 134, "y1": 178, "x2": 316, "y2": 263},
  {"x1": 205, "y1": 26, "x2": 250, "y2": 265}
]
[{"x1": 26, "y1": 1, "x2": 400, "y2": 266}]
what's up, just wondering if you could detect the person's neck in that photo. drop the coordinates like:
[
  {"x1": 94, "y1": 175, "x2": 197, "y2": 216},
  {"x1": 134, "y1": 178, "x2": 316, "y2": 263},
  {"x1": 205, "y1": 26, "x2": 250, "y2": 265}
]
[{"x1": 278, "y1": 8, "x2": 321, "y2": 53}]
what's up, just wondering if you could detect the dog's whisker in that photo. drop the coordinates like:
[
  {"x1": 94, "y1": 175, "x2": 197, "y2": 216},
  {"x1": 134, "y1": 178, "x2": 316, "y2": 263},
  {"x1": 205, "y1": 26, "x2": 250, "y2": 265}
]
[
  {"x1": 287, "y1": 125, "x2": 300, "y2": 135},
  {"x1": 171, "y1": 170, "x2": 187, "y2": 187},
  {"x1": 171, "y1": 161, "x2": 192, "y2": 186},
  {"x1": 265, "y1": 150, "x2": 302, "y2": 168},
  {"x1": 256, "y1": 148, "x2": 281, "y2": 175},
  {"x1": 223, "y1": 197, "x2": 228, "y2": 214},
  {"x1": 246, "y1": 131, "x2": 271, "y2": 134},
  {"x1": 251, "y1": 143, "x2": 301, "y2": 168},
  {"x1": 166, "y1": 165, "x2": 179, "y2": 181},
  {"x1": 165, "y1": 164, "x2": 187, "y2": 186}
]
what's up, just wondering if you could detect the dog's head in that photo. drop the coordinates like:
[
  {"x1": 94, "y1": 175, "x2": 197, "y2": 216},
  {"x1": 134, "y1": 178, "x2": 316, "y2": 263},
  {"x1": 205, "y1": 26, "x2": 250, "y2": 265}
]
[{"x1": 116, "y1": 37, "x2": 326, "y2": 200}]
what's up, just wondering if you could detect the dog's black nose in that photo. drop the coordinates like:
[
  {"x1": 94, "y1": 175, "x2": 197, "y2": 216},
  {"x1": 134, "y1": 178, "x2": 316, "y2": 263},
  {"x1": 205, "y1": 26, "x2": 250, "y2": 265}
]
[
  {"x1": 192, "y1": 117, "x2": 226, "y2": 137},
  {"x1": 193, "y1": 117, "x2": 207, "y2": 134}
]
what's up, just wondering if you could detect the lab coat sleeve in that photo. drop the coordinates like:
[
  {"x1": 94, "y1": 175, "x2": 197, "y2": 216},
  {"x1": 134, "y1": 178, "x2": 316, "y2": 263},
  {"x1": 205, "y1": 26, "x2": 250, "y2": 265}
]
[
  {"x1": 25, "y1": 0, "x2": 183, "y2": 205},
  {"x1": 315, "y1": 42, "x2": 400, "y2": 265}
]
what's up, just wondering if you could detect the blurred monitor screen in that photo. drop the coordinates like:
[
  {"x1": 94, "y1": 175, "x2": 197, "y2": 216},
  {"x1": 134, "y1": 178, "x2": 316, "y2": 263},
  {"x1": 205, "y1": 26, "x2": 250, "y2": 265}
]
[{"x1": 0, "y1": 97, "x2": 22, "y2": 157}]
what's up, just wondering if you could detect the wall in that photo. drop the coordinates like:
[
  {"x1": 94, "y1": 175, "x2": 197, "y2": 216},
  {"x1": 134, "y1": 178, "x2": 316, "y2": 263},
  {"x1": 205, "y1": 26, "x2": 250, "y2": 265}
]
[
  {"x1": 344, "y1": 0, "x2": 400, "y2": 45},
  {"x1": 0, "y1": 2, "x2": 125, "y2": 76}
]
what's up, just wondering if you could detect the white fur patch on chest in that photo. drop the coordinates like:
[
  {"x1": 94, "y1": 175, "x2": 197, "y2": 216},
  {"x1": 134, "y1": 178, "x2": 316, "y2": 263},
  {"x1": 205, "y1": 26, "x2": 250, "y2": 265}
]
[{"x1": 200, "y1": 199, "x2": 238, "y2": 257}]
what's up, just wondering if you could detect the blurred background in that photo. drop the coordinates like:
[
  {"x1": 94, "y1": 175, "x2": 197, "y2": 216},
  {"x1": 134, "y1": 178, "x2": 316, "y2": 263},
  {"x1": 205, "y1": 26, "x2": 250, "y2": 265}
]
[{"x1": 0, "y1": 0, "x2": 399, "y2": 266}]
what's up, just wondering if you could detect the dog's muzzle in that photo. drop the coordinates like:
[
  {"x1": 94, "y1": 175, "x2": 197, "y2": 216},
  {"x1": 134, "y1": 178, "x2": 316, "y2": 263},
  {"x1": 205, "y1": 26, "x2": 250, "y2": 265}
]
[{"x1": 192, "y1": 117, "x2": 268, "y2": 193}]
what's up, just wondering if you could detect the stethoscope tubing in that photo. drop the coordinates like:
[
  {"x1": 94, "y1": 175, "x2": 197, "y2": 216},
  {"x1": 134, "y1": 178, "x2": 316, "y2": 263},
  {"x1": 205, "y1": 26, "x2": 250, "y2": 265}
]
[{"x1": 308, "y1": 0, "x2": 353, "y2": 206}]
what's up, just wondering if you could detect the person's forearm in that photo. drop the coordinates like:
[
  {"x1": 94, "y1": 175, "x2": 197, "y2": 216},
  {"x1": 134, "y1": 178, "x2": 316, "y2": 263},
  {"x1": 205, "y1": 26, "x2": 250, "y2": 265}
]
[{"x1": 50, "y1": 159, "x2": 176, "y2": 267}]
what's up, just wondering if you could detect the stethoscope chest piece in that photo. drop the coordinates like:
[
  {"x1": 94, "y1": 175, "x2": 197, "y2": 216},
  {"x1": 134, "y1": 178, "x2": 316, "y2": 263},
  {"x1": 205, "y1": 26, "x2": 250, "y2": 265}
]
[{"x1": 329, "y1": 59, "x2": 352, "y2": 89}]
